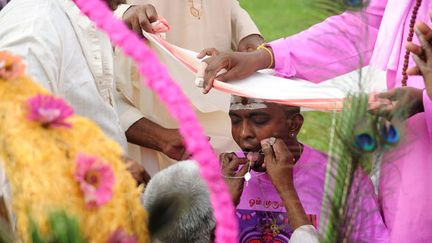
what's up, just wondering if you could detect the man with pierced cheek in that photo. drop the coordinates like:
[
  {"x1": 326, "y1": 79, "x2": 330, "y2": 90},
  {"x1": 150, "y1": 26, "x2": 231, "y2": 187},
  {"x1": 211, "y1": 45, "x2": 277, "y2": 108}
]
[{"x1": 220, "y1": 96, "x2": 388, "y2": 242}]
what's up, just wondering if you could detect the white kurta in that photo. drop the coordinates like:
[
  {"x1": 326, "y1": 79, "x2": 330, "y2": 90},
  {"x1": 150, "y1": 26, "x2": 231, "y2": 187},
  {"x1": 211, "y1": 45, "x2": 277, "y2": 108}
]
[{"x1": 114, "y1": 1, "x2": 261, "y2": 175}]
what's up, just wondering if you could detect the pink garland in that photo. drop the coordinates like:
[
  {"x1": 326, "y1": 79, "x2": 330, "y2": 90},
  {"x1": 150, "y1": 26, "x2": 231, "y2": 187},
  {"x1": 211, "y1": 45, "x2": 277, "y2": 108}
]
[{"x1": 71, "y1": 0, "x2": 238, "y2": 242}]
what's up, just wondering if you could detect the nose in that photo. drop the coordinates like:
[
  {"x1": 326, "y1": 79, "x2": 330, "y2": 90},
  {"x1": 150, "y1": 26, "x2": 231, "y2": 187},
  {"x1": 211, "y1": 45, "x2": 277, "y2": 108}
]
[{"x1": 239, "y1": 120, "x2": 255, "y2": 142}]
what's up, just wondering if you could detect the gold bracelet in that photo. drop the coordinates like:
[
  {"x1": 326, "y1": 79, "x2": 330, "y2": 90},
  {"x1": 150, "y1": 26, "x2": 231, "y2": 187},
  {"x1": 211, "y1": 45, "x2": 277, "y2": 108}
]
[{"x1": 257, "y1": 44, "x2": 274, "y2": 69}]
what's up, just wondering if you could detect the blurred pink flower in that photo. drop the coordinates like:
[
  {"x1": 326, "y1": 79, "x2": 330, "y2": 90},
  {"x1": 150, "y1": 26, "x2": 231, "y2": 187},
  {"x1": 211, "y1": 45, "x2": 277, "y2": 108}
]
[
  {"x1": 27, "y1": 94, "x2": 74, "y2": 128},
  {"x1": 107, "y1": 228, "x2": 137, "y2": 243},
  {"x1": 0, "y1": 51, "x2": 25, "y2": 81},
  {"x1": 74, "y1": 153, "x2": 115, "y2": 208}
]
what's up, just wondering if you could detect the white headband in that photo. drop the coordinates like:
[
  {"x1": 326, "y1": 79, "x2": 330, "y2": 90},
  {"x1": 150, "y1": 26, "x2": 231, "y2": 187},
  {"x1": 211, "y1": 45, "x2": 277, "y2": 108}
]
[{"x1": 230, "y1": 96, "x2": 268, "y2": 110}]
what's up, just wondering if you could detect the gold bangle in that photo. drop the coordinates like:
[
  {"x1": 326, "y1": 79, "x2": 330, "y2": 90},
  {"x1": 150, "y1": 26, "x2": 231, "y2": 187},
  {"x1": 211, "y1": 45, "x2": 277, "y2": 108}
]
[{"x1": 257, "y1": 44, "x2": 274, "y2": 69}]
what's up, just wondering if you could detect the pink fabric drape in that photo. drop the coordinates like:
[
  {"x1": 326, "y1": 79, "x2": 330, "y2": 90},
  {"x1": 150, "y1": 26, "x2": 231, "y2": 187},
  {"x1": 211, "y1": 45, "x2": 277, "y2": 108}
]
[{"x1": 269, "y1": 0, "x2": 432, "y2": 242}]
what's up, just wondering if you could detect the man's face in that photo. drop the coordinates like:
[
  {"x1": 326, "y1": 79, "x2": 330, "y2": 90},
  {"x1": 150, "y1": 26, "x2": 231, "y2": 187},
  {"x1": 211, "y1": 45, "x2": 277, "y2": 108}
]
[
  {"x1": 229, "y1": 104, "x2": 294, "y2": 172},
  {"x1": 229, "y1": 105, "x2": 290, "y2": 153},
  {"x1": 105, "y1": 0, "x2": 126, "y2": 10}
]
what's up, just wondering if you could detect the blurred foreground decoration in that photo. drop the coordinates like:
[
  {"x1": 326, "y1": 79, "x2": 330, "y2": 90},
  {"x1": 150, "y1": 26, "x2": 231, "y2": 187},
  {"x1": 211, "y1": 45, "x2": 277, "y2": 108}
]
[{"x1": 0, "y1": 51, "x2": 149, "y2": 242}]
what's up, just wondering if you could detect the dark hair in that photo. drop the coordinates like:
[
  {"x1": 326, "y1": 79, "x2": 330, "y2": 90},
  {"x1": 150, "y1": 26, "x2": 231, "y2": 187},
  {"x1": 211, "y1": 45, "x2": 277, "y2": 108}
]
[{"x1": 282, "y1": 105, "x2": 301, "y2": 117}]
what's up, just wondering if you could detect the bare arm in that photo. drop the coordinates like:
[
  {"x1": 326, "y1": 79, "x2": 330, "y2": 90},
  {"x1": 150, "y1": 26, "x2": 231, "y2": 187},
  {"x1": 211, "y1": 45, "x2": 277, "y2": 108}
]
[
  {"x1": 200, "y1": 0, "x2": 388, "y2": 93},
  {"x1": 269, "y1": 0, "x2": 387, "y2": 82},
  {"x1": 126, "y1": 117, "x2": 189, "y2": 161},
  {"x1": 261, "y1": 138, "x2": 309, "y2": 230}
]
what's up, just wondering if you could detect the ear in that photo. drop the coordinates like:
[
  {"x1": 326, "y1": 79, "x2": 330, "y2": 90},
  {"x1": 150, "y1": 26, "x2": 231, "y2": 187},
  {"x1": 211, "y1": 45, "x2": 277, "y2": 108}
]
[{"x1": 286, "y1": 113, "x2": 304, "y2": 137}]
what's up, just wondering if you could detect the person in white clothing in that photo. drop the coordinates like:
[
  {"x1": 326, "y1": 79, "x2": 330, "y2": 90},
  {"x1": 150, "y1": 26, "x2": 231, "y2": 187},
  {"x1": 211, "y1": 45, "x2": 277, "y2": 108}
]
[{"x1": 113, "y1": 0, "x2": 264, "y2": 175}]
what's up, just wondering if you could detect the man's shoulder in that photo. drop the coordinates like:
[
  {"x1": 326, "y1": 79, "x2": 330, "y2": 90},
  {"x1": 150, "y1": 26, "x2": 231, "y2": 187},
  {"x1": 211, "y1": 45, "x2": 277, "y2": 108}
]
[
  {"x1": 0, "y1": 0, "x2": 72, "y2": 45},
  {"x1": 0, "y1": 0, "x2": 65, "y2": 26}
]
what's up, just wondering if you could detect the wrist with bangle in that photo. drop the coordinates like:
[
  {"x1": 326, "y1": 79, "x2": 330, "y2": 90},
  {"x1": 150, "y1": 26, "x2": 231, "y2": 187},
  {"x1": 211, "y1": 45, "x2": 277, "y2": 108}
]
[{"x1": 256, "y1": 43, "x2": 274, "y2": 69}]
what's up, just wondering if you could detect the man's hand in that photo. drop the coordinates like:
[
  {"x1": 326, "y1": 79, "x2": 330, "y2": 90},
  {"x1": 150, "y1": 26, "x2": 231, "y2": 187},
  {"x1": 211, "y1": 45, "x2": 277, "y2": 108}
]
[
  {"x1": 372, "y1": 87, "x2": 424, "y2": 120},
  {"x1": 198, "y1": 49, "x2": 273, "y2": 94},
  {"x1": 261, "y1": 138, "x2": 309, "y2": 230},
  {"x1": 238, "y1": 34, "x2": 264, "y2": 52},
  {"x1": 123, "y1": 4, "x2": 158, "y2": 37},
  {"x1": 261, "y1": 138, "x2": 295, "y2": 194},
  {"x1": 220, "y1": 153, "x2": 249, "y2": 206},
  {"x1": 406, "y1": 14, "x2": 432, "y2": 99},
  {"x1": 197, "y1": 48, "x2": 220, "y2": 59},
  {"x1": 125, "y1": 118, "x2": 189, "y2": 161},
  {"x1": 123, "y1": 156, "x2": 151, "y2": 186},
  {"x1": 158, "y1": 128, "x2": 190, "y2": 161}
]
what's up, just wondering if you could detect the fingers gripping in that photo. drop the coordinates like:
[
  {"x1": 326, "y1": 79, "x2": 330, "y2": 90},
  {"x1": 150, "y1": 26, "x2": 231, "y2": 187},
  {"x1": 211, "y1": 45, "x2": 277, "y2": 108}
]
[
  {"x1": 145, "y1": 4, "x2": 158, "y2": 23},
  {"x1": 138, "y1": 11, "x2": 154, "y2": 33},
  {"x1": 220, "y1": 153, "x2": 247, "y2": 175},
  {"x1": 236, "y1": 162, "x2": 250, "y2": 177},
  {"x1": 197, "y1": 48, "x2": 220, "y2": 59},
  {"x1": 417, "y1": 29, "x2": 432, "y2": 61},
  {"x1": 261, "y1": 138, "x2": 276, "y2": 166},
  {"x1": 273, "y1": 139, "x2": 293, "y2": 165},
  {"x1": 220, "y1": 153, "x2": 235, "y2": 169},
  {"x1": 202, "y1": 57, "x2": 228, "y2": 94},
  {"x1": 412, "y1": 54, "x2": 427, "y2": 74}
]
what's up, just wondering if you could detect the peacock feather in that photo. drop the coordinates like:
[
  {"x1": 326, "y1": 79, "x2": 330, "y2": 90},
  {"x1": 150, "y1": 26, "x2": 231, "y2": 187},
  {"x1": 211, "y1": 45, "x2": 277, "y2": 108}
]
[
  {"x1": 293, "y1": 1, "x2": 404, "y2": 241},
  {"x1": 319, "y1": 91, "x2": 405, "y2": 242}
]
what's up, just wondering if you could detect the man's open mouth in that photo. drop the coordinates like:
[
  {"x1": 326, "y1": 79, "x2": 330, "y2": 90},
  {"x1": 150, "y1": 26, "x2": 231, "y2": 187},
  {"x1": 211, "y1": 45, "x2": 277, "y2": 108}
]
[{"x1": 242, "y1": 149, "x2": 266, "y2": 172}]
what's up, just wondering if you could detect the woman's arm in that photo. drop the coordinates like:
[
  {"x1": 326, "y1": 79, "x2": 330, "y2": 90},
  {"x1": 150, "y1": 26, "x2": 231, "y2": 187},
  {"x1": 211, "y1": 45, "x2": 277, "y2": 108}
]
[
  {"x1": 200, "y1": 0, "x2": 387, "y2": 93},
  {"x1": 269, "y1": 0, "x2": 387, "y2": 82}
]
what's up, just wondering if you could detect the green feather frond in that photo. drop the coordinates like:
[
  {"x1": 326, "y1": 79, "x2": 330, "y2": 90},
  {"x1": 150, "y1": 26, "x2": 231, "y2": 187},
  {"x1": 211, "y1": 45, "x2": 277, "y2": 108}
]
[
  {"x1": 319, "y1": 94, "x2": 366, "y2": 242},
  {"x1": 300, "y1": 0, "x2": 408, "y2": 241},
  {"x1": 320, "y1": 92, "x2": 405, "y2": 242},
  {"x1": 29, "y1": 210, "x2": 84, "y2": 243}
]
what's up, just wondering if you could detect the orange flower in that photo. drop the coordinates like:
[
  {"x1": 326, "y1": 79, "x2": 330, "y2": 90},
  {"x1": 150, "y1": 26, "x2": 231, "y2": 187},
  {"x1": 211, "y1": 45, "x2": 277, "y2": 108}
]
[{"x1": 0, "y1": 51, "x2": 25, "y2": 81}]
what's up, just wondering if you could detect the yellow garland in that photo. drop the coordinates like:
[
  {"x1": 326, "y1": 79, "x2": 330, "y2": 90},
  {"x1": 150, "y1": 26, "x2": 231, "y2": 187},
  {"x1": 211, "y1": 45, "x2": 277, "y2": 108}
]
[{"x1": 0, "y1": 74, "x2": 149, "y2": 242}]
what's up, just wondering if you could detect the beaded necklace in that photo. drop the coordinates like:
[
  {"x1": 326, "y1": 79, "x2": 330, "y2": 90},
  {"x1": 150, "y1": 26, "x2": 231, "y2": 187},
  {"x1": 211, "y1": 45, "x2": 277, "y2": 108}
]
[{"x1": 402, "y1": 0, "x2": 423, "y2": 86}]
